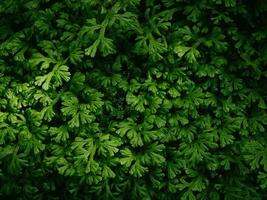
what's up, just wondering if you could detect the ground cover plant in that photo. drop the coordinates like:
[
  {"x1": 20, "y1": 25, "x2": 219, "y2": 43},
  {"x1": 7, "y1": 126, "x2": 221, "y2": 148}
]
[{"x1": 0, "y1": 0, "x2": 267, "y2": 199}]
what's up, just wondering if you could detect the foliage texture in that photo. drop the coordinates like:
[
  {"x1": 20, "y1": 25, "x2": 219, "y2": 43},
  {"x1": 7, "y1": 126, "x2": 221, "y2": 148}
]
[{"x1": 0, "y1": 0, "x2": 267, "y2": 199}]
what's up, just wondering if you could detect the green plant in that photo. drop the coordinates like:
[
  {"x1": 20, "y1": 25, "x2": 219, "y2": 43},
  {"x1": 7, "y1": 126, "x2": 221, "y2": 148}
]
[{"x1": 0, "y1": 0, "x2": 267, "y2": 199}]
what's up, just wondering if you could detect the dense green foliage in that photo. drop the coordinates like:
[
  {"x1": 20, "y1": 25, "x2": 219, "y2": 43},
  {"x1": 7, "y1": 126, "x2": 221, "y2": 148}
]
[{"x1": 0, "y1": 0, "x2": 267, "y2": 199}]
